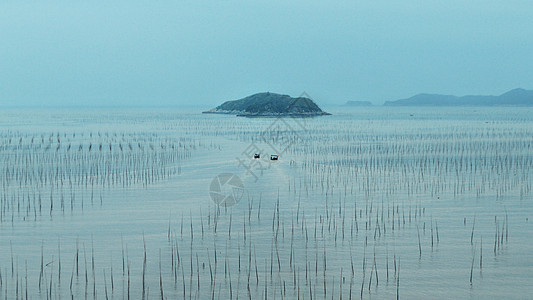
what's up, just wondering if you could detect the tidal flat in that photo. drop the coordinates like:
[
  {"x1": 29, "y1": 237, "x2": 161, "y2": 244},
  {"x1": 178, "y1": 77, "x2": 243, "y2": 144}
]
[{"x1": 0, "y1": 107, "x2": 531, "y2": 299}]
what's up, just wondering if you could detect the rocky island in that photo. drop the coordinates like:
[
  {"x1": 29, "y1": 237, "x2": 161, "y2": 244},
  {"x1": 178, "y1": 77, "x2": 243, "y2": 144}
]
[{"x1": 203, "y1": 92, "x2": 331, "y2": 117}]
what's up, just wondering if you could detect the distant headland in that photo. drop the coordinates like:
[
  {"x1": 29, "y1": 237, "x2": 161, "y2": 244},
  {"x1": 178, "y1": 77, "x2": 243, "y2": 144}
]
[
  {"x1": 203, "y1": 92, "x2": 331, "y2": 117},
  {"x1": 384, "y1": 88, "x2": 533, "y2": 106}
]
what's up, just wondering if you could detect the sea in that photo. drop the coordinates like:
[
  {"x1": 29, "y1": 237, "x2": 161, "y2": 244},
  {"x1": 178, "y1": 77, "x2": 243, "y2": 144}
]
[{"x1": 0, "y1": 106, "x2": 531, "y2": 299}]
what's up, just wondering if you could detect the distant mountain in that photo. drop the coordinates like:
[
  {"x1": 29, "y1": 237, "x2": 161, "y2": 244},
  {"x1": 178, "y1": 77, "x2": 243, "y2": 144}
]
[
  {"x1": 203, "y1": 92, "x2": 331, "y2": 117},
  {"x1": 384, "y1": 88, "x2": 533, "y2": 106},
  {"x1": 343, "y1": 101, "x2": 373, "y2": 107}
]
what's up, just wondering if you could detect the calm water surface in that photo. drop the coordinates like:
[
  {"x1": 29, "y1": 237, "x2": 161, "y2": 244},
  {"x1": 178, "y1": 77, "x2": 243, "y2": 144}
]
[{"x1": 0, "y1": 107, "x2": 531, "y2": 299}]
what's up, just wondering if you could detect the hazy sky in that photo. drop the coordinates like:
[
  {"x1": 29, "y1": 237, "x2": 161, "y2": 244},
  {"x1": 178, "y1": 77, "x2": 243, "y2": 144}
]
[{"x1": 1, "y1": 0, "x2": 532, "y2": 107}]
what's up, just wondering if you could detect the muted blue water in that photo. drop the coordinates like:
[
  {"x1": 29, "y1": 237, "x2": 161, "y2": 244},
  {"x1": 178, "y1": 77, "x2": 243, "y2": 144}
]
[{"x1": 0, "y1": 107, "x2": 531, "y2": 299}]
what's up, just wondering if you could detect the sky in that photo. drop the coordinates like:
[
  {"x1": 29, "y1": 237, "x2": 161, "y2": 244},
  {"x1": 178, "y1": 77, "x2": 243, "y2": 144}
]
[{"x1": 1, "y1": 0, "x2": 532, "y2": 107}]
